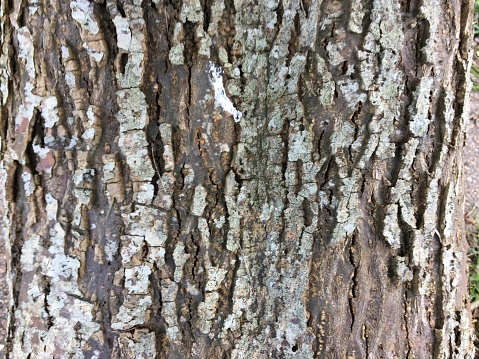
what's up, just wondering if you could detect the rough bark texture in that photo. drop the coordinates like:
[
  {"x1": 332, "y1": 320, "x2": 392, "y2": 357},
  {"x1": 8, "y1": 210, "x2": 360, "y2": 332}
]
[{"x1": 0, "y1": 0, "x2": 476, "y2": 358}]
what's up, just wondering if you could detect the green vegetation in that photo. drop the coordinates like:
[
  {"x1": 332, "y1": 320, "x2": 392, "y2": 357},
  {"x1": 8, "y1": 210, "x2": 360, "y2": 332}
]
[
  {"x1": 472, "y1": 1, "x2": 479, "y2": 91},
  {"x1": 469, "y1": 7, "x2": 479, "y2": 341},
  {"x1": 468, "y1": 208, "x2": 479, "y2": 301},
  {"x1": 472, "y1": 65, "x2": 479, "y2": 91},
  {"x1": 467, "y1": 208, "x2": 479, "y2": 349}
]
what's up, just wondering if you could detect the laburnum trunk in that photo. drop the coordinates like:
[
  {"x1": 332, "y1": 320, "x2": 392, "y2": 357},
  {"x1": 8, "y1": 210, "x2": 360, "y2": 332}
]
[{"x1": 0, "y1": 0, "x2": 475, "y2": 358}]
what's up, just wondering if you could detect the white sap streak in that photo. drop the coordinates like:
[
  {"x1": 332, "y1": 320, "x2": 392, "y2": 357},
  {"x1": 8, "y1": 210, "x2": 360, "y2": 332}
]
[{"x1": 208, "y1": 62, "x2": 242, "y2": 122}]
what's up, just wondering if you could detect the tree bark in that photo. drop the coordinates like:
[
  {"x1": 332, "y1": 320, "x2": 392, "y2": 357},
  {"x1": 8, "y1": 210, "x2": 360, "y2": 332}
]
[{"x1": 0, "y1": 0, "x2": 476, "y2": 357}]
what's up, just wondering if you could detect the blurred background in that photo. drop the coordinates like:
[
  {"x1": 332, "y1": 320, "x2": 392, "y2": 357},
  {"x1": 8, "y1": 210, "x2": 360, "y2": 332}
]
[{"x1": 466, "y1": 1, "x2": 479, "y2": 352}]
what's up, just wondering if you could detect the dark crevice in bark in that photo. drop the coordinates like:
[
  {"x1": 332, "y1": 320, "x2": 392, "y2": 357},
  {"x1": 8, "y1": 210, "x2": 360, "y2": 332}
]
[
  {"x1": 397, "y1": 203, "x2": 414, "y2": 258},
  {"x1": 432, "y1": 229, "x2": 445, "y2": 356},
  {"x1": 293, "y1": 159, "x2": 303, "y2": 195},
  {"x1": 25, "y1": 109, "x2": 44, "y2": 176},
  {"x1": 5, "y1": 161, "x2": 25, "y2": 357},
  {"x1": 202, "y1": 0, "x2": 211, "y2": 32},
  {"x1": 116, "y1": 0, "x2": 126, "y2": 18},
  {"x1": 300, "y1": 0, "x2": 310, "y2": 17},
  {"x1": 147, "y1": 140, "x2": 163, "y2": 199},
  {"x1": 302, "y1": 197, "x2": 313, "y2": 227},
  {"x1": 348, "y1": 231, "x2": 359, "y2": 334},
  {"x1": 404, "y1": 294, "x2": 412, "y2": 358},
  {"x1": 413, "y1": 148, "x2": 428, "y2": 231},
  {"x1": 276, "y1": 0, "x2": 284, "y2": 32},
  {"x1": 450, "y1": 59, "x2": 467, "y2": 149},
  {"x1": 186, "y1": 66, "x2": 193, "y2": 131},
  {"x1": 5, "y1": 160, "x2": 21, "y2": 204},
  {"x1": 318, "y1": 156, "x2": 332, "y2": 191},
  {"x1": 415, "y1": 18, "x2": 431, "y2": 68},
  {"x1": 348, "y1": 102, "x2": 362, "y2": 165},
  {"x1": 190, "y1": 231, "x2": 201, "y2": 281},
  {"x1": 286, "y1": 11, "x2": 301, "y2": 67},
  {"x1": 280, "y1": 120, "x2": 290, "y2": 183},
  {"x1": 458, "y1": 0, "x2": 473, "y2": 60}
]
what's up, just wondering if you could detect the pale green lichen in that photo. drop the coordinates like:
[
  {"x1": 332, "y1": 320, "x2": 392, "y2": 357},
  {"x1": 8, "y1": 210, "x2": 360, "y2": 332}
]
[
  {"x1": 12, "y1": 221, "x2": 101, "y2": 358},
  {"x1": 20, "y1": 234, "x2": 41, "y2": 271},
  {"x1": 161, "y1": 279, "x2": 180, "y2": 341},
  {"x1": 173, "y1": 242, "x2": 189, "y2": 283},
  {"x1": 409, "y1": 76, "x2": 433, "y2": 137},
  {"x1": 218, "y1": 47, "x2": 229, "y2": 64},
  {"x1": 224, "y1": 171, "x2": 241, "y2": 251},
  {"x1": 21, "y1": 170, "x2": 34, "y2": 196},
  {"x1": 108, "y1": 6, "x2": 166, "y2": 349},
  {"x1": 383, "y1": 204, "x2": 401, "y2": 249},
  {"x1": 116, "y1": 330, "x2": 157, "y2": 359},
  {"x1": 117, "y1": 52, "x2": 144, "y2": 88},
  {"x1": 348, "y1": 0, "x2": 364, "y2": 33},
  {"x1": 299, "y1": 0, "x2": 322, "y2": 48},
  {"x1": 180, "y1": 0, "x2": 203, "y2": 23},
  {"x1": 419, "y1": 0, "x2": 440, "y2": 63},
  {"x1": 197, "y1": 27, "x2": 212, "y2": 57},
  {"x1": 119, "y1": 131, "x2": 155, "y2": 181},
  {"x1": 191, "y1": 185, "x2": 207, "y2": 216},
  {"x1": 316, "y1": 54, "x2": 335, "y2": 106},
  {"x1": 120, "y1": 235, "x2": 144, "y2": 264},
  {"x1": 326, "y1": 35, "x2": 346, "y2": 66},
  {"x1": 198, "y1": 291, "x2": 220, "y2": 334},
  {"x1": 133, "y1": 182, "x2": 155, "y2": 205},
  {"x1": 116, "y1": 89, "x2": 148, "y2": 131},
  {"x1": 218, "y1": 1, "x2": 323, "y2": 354},
  {"x1": 337, "y1": 79, "x2": 367, "y2": 109},
  {"x1": 122, "y1": 206, "x2": 168, "y2": 246},
  {"x1": 102, "y1": 160, "x2": 117, "y2": 183},
  {"x1": 112, "y1": 295, "x2": 153, "y2": 330},
  {"x1": 169, "y1": 43, "x2": 185, "y2": 65}
]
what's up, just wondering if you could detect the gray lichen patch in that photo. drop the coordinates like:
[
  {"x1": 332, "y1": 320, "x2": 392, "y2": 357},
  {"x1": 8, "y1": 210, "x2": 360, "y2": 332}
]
[
  {"x1": 169, "y1": 43, "x2": 185, "y2": 65},
  {"x1": 173, "y1": 242, "x2": 190, "y2": 283},
  {"x1": 383, "y1": 204, "x2": 401, "y2": 249},
  {"x1": 116, "y1": 89, "x2": 149, "y2": 131},
  {"x1": 191, "y1": 185, "x2": 207, "y2": 216},
  {"x1": 112, "y1": 295, "x2": 153, "y2": 330},
  {"x1": 316, "y1": 54, "x2": 335, "y2": 107},
  {"x1": 391, "y1": 256, "x2": 413, "y2": 283},
  {"x1": 409, "y1": 76, "x2": 433, "y2": 137},
  {"x1": 348, "y1": 0, "x2": 365, "y2": 34},
  {"x1": 224, "y1": 171, "x2": 241, "y2": 251},
  {"x1": 116, "y1": 329, "x2": 157, "y2": 359},
  {"x1": 159, "y1": 124, "x2": 174, "y2": 172},
  {"x1": 180, "y1": 0, "x2": 204, "y2": 23},
  {"x1": 12, "y1": 220, "x2": 101, "y2": 358},
  {"x1": 125, "y1": 265, "x2": 152, "y2": 295}
]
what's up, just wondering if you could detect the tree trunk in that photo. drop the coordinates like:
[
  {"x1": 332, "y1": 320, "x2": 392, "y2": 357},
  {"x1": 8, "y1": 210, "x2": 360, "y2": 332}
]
[{"x1": 0, "y1": 0, "x2": 476, "y2": 357}]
